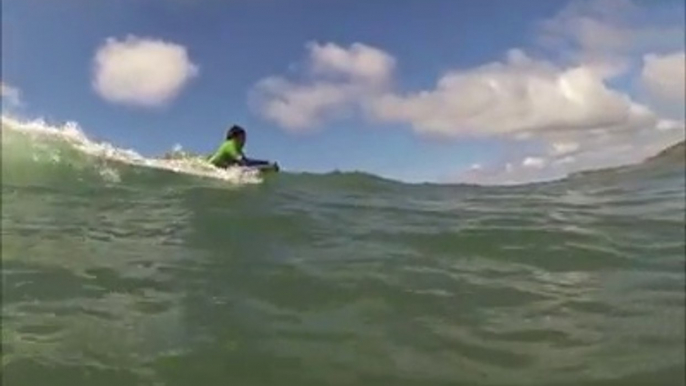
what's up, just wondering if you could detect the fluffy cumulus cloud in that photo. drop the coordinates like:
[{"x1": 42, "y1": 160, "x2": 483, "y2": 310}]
[
  {"x1": 1, "y1": 82, "x2": 22, "y2": 107},
  {"x1": 371, "y1": 49, "x2": 657, "y2": 139},
  {"x1": 641, "y1": 51, "x2": 686, "y2": 105},
  {"x1": 249, "y1": 41, "x2": 395, "y2": 132},
  {"x1": 256, "y1": 43, "x2": 661, "y2": 140},
  {"x1": 92, "y1": 35, "x2": 199, "y2": 107},
  {"x1": 308, "y1": 42, "x2": 396, "y2": 85},
  {"x1": 251, "y1": 78, "x2": 358, "y2": 130}
]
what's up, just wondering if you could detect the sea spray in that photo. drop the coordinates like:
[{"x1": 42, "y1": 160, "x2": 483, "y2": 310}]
[{"x1": 2, "y1": 115, "x2": 264, "y2": 186}]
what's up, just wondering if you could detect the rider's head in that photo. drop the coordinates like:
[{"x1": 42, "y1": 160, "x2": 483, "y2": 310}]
[{"x1": 226, "y1": 125, "x2": 246, "y2": 145}]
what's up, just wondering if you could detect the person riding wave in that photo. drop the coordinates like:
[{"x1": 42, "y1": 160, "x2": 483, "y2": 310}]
[{"x1": 208, "y1": 125, "x2": 279, "y2": 171}]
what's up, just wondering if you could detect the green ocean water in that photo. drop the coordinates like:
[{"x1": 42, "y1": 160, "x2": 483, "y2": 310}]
[{"x1": 2, "y1": 118, "x2": 685, "y2": 386}]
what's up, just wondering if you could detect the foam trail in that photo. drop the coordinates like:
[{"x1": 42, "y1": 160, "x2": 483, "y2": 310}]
[{"x1": 1, "y1": 115, "x2": 264, "y2": 185}]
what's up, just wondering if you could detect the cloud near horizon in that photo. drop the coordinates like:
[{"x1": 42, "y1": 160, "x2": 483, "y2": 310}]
[
  {"x1": 251, "y1": 0, "x2": 684, "y2": 184},
  {"x1": 92, "y1": 35, "x2": 199, "y2": 107},
  {"x1": 1, "y1": 82, "x2": 22, "y2": 108}
]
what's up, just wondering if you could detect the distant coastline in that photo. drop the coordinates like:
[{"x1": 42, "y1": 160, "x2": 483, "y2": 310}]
[
  {"x1": 569, "y1": 139, "x2": 685, "y2": 179},
  {"x1": 643, "y1": 140, "x2": 686, "y2": 164}
]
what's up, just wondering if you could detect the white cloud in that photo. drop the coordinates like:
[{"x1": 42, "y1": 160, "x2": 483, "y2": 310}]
[
  {"x1": 250, "y1": 77, "x2": 358, "y2": 131},
  {"x1": 92, "y1": 35, "x2": 199, "y2": 107},
  {"x1": 1, "y1": 82, "x2": 22, "y2": 107},
  {"x1": 371, "y1": 50, "x2": 657, "y2": 139},
  {"x1": 657, "y1": 120, "x2": 683, "y2": 132},
  {"x1": 522, "y1": 157, "x2": 546, "y2": 169},
  {"x1": 550, "y1": 141, "x2": 580, "y2": 156},
  {"x1": 308, "y1": 42, "x2": 396, "y2": 85},
  {"x1": 554, "y1": 156, "x2": 576, "y2": 166},
  {"x1": 641, "y1": 52, "x2": 686, "y2": 105},
  {"x1": 256, "y1": 44, "x2": 660, "y2": 141},
  {"x1": 249, "y1": 41, "x2": 394, "y2": 132},
  {"x1": 456, "y1": 118, "x2": 684, "y2": 185},
  {"x1": 535, "y1": 0, "x2": 685, "y2": 78}
]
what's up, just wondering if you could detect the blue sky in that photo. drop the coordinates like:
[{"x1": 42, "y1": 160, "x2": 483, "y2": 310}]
[{"x1": 2, "y1": 0, "x2": 684, "y2": 183}]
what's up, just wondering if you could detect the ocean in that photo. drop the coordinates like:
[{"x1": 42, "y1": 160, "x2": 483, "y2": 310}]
[{"x1": 2, "y1": 116, "x2": 685, "y2": 386}]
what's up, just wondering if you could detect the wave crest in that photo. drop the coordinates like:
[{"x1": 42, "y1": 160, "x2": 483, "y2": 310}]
[{"x1": 1, "y1": 115, "x2": 264, "y2": 187}]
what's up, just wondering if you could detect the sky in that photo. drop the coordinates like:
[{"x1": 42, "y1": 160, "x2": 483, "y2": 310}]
[{"x1": 1, "y1": 0, "x2": 685, "y2": 184}]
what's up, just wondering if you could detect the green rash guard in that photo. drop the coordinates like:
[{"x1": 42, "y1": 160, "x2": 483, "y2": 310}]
[{"x1": 208, "y1": 139, "x2": 244, "y2": 167}]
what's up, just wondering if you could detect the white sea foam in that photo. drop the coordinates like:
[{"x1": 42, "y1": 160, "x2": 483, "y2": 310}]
[{"x1": 1, "y1": 115, "x2": 263, "y2": 185}]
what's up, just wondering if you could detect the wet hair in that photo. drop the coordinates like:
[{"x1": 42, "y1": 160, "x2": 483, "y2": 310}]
[{"x1": 226, "y1": 125, "x2": 246, "y2": 140}]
